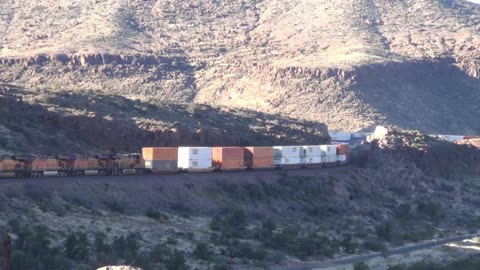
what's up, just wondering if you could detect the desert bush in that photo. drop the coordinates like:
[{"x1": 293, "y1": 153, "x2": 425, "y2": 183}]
[
  {"x1": 103, "y1": 197, "x2": 128, "y2": 213},
  {"x1": 94, "y1": 232, "x2": 110, "y2": 254},
  {"x1": 210, "y1": 209, "x2": 248, "y2": 238},
  {"x1": 193, "y1": 242, "x2": 213, "y2": 261},
  {"x1": 150, "y1": 243, "x2": 172, "y2": 263},
  {"x1": 145, "y1": 208, "x2": 169, "y2": 220},
  {"x1": 387, "y1": 264, "x2": 405, "y2": 270},
  {"x1": 223, "y1": 240, "x2": 266, "y2": 261},
  {"x1": 394, "y1": 203, "x2": 412, "y2": 220},
  {"x1": 417, "y1": 199, "x2": 444, "y2": 222},
  {"x1": 166, "y1": 250, "x2": 189, "y2": 270},
  {"x1": 363, "y1": 238, "x2": 386, "y2": 252},
  {"x1": 111, "y1": 232, "x2": 142, "y2": 261},
  {"x1": 64, "y1": 232, "x2": 89, "y2": 261},
  {"x1": 353, "y1": 261, "x2": 370, "y2": 270}
]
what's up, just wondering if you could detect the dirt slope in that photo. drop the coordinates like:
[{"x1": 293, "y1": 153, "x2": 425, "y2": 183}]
[{"x1": 1, "y1": 0, "x2": 480, "y2": 134}]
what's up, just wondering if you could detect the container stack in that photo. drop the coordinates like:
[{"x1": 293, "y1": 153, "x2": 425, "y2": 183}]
[
  {"x1": 336, "y1": 144, "x2": 350, "y2": 165},
  {"x1": 212, "y1": 147, "x2": 245, "y2": 170},
  {"x1": 320, "y1": 145, "x2": 337, "y2": 165},
  {"x1": 178, "y1": 147, "x2": 212, "y2": 171},
  {"x1": 142, "y1": 147, "x2": 178, "y2": 172},
  {"x1": 244, "y1": 147, "x2": 274, "y2": 169},
  {"x1": 329, "y1": 132, "x2": 352, "y2": 142},
  {"x1": 302, "y1": 145, "x2": 323, "y2": 165},
  {"x1": 273, "y1": 146, "x2": 302, "y2": 166}
]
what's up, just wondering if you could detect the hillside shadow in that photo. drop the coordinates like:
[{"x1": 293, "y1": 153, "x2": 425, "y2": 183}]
[
  {"x1": 0, "y1": 84, "x2": 329, "y2": 154},
  {"x1": 349, "y1": 58, "x2": 480, "y2": 134}
]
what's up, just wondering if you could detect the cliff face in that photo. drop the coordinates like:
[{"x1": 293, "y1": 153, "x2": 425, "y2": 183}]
[
  {"x1": 1, "y1": 0, "x2": 480, "y2": 137},
  {"x1": 0, "y1": 232, "x2": 10, "y2": 270}
]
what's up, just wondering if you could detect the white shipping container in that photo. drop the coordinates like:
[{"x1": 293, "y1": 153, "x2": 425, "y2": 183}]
[
  {"x1": 178, "y1": 159, "x2": 212, "y2": 169},
  {"x1": 303, "y1": 145, "x2": 322, "y2": 157},
  {"x1": 273, "y1": 157, "x2": 302, "y2": 165},
  {"x1": 437, "y1": 135, "x2": 464, "y2": 142},
  {"x1": 178, "y1": 147, "x2": 212, "y2": 160},
  {"x1": 329, "y1": 132, "x2": 352, "y2": 141},
  {"x1": 325, "y1": 155, "x2": 337, "y2": 163},
  {"x1": 306, "y1": 157, "x2": 322, "y2": 164},
  {"x1": 337, "y1": 155, "x2": 347, "y2": 162},
  {"x1": 273, "y1": 146, "x2": 301, "y2": 158},
  {"x1": 320, "y1": 145, "x2": 337, "y2": 156}
]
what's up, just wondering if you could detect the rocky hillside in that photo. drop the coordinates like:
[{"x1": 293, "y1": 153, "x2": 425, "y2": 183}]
[
  {"x1": 1, "y1": 0, "x2": 480, "y2": 134},
  {"x1": 0, "y1": 84, "x2": 328, "y2": 154}
]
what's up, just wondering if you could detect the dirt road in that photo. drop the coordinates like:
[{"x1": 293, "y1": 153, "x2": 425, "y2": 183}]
[{"x1": 277, "y1": 234, "x2": 479, "y2": 270}]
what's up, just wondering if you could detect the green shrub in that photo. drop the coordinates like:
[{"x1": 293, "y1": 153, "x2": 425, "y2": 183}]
[
  {"x1": 150, "y1": 244, "x2": 172, "y2": 262},
  {"x1": 193, "y1": 242, "x2": 213, "y2": 261},
  {"x1": 353, "y1": 261, "x2": 370, "y2": 270},
  {"x1": 363, "y1": 238, "x2": 386, "y2": 252},
  {"x1": 103, "y1": 198, "x2": 128, "y2": 213},
  {"x1": 64, "y1": 232, "x2": 89, "y2": 261},
  {"x1": 145, "y1": 208, "x2": 168, "y2": 220},
  {"x1": 166, "y1": 250, "x2": 189, "y2": 270},
  {"x1": 417, "y1": 200, "x2": 444, "y2": 222}
]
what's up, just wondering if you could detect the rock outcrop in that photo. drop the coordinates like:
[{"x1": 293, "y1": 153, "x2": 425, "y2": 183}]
[{"x1": 0, "y1": 232, "x2": 11, "y2": 270}]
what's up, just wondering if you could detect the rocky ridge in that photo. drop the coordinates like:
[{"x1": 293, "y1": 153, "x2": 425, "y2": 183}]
[{"x1": 1, "y1": 0, "x2": 480, "y2": 135}]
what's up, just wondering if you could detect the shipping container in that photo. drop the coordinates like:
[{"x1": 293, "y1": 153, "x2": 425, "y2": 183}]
[
  {"x1": 212, "y1": 147, "x2": 245, "y2": 169},
  {"x1": 273, "y1": 146, "x2": 301, "y2": 158},
  {"x1": 273, "y1": 157, "x2": 302, "y2": 165},
  {"x1": 329, "y1": 132, "x2": 352, "y2": 142},
  {"x1": 145, "y1": 160, "x2": 177, "y2": 171},
  {"x1": 244, "y1": 147, "x2": 274, "y2": 169},
  {"x1": 244, "y1": 147, "x2": 273, "y2": 158},
  {"x1": 437, "y1": 135, "x2": 464, "y2": 142},
  {"x1": 305, "y1": 157, "x2": 323, "y2": 164},
  {"x1": 336, "y1": 144, "x2": 350, "y2": 156},
  {"x1": 178, "y1": 147, "x2": 212, "y2": 160},
  {"x1": 324, "y1": 155, "x2": 337, "y2": 163},
  {"x1": 303, "y1": 146, "x2": 322, "y2": 157},
  {"x1": 320, "y1": 145, "x2": 337, "y2": 156},
  {"x1": 142, "y1": 147, "x2": 177, "y2": 161},
  {"x1": 337, "y1": 155, "x2": 347, "y2": 162},
  {"x1": 178, "y1": 159, "x2": 212, "y2": 170}
]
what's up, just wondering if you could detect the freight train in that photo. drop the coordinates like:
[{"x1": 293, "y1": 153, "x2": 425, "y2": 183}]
[{"x1": 0, "y1": 144, "x2": 350, "y2": 178}]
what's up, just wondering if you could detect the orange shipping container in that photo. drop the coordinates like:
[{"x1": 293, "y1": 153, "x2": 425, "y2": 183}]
[
  {"x1": 336, "y1": 144, "x2": 350, "y2": 155},
  {"x1": 244, "y1": 147, "x2": 274, "y2": 168},
  {"x1": 212, "y1": 147, "x2": 245, "y2": 169},
  {"x1": 142, "y1": 147, "x2": 178, "y2": 161}
]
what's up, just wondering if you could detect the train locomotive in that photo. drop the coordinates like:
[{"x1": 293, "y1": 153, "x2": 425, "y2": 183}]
[{"x1": 0, "y1": 144, "x2": 350, "y2": 178}]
